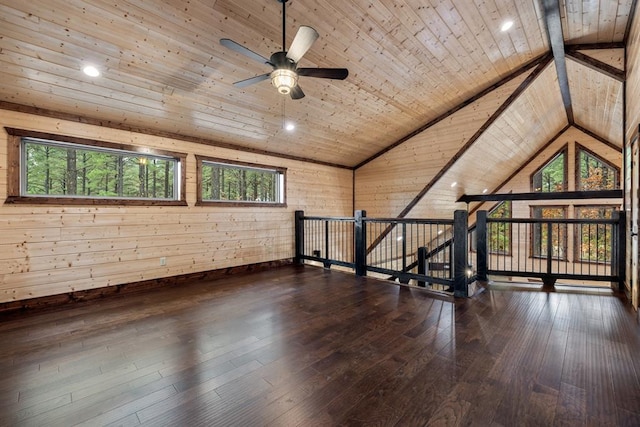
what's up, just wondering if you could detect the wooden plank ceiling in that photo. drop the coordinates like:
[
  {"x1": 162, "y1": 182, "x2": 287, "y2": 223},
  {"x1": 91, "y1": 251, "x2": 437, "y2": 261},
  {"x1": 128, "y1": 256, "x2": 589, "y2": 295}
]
[{"x1": 0, "y1": 0, "x2": 632, "y2": 169}]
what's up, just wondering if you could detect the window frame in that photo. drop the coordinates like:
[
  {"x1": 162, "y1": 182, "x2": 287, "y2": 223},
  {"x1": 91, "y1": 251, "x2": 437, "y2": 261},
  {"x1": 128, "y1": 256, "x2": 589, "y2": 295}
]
[
  {"x1": 195, "y1": 155, "x2": 287, "y2": 207},
  {"x1": 573, "y1": 205, "x2": 618, "y2": 264},
  {"x1": 487, "y1": 200, "x2": 512, "y2": 256},
  {"x1": 530, "y1": 205, "x2": 568, "y2": 260},
  {"x1": 5, "y1": 127, "x2": 187, "y2": 206},
  {"x1": 575, "y1": 143, "x2": 620, "y2": 191},
  {"x1": 530, "y1": 146, "x2": 568, "y2": 193}
]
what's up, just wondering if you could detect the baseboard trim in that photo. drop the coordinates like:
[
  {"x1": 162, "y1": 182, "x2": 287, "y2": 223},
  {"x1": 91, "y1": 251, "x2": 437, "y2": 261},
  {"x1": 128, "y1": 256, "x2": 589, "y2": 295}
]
[{"x1": 0, "y1": 259, "x2": 293, "y2": 315}]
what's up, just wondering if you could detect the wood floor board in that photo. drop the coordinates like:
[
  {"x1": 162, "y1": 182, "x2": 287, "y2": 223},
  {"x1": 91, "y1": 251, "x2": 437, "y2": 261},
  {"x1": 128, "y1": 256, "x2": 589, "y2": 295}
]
[
  {"x1": 0, "y1": 265, "x2": 638, "y2": 426},
  {"x1": 554, "y1": 381, "x2": 588, "y2": 426}
]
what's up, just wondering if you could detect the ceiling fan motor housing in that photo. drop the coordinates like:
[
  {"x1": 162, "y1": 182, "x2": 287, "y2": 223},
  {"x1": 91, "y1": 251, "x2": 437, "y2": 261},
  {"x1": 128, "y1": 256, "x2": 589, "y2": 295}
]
[{"x1": 270, "y1": 52, "x2": 298, "y2": 94}]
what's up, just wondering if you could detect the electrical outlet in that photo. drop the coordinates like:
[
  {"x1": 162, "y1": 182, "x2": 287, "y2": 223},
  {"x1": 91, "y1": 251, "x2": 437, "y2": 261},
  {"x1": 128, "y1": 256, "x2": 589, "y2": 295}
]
[{"x1": 160, "y1": 257, "x2": 166, "y2": 266}]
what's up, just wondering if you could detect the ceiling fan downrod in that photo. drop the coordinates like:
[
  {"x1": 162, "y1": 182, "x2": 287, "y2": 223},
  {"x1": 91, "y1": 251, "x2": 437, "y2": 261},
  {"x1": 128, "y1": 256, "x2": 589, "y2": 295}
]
[{"x1": 278, "y1": 0, "x2": 289, "y2": 52}]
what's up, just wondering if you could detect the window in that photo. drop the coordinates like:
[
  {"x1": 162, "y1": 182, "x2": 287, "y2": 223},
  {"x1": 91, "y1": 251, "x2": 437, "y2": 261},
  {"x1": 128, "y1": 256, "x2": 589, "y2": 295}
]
[
  {"x1": 487, "y1": 201, "x2": 511, "y2": 255},
  {"x1": 575, "y1": 206, "x2": 616, "y2": 263},
  {"x1": 531, "y1": 206, "x2": 567, "y2": 259},
  {"x1": 6, "y1": 128, "x2": 186, "y2": 205},
  {"x1": 531, "y1": 148, "x2": 566, "y2": 192},
  {"x1": 196, "y1": 156, "x2": 286, "y2": 206},
  {"x1": 576, "y1": 146, "x2": 619, "y2": 191}
]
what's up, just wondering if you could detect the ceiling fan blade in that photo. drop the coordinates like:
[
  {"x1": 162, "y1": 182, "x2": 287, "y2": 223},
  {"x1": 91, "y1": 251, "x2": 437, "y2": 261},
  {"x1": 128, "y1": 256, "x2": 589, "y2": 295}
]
[
  {"x1": 232, "y1": 73, "x2": 270, "y2": 88},
  {"x1": 290, "y1": 85, "x2": 305, "y2": 100},
  {"x1": 297, "y1": 68, "x2": 349, "y2": 80},
  {"x1": 220, "y1": 38, "x2": 272, "y2": 65},
  {"x1": 286, "y1": 26, "x2": 319, "y2": 63}
]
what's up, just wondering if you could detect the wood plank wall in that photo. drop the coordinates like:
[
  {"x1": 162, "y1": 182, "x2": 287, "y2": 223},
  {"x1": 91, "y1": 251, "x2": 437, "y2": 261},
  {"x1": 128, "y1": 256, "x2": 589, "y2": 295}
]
[
  {"x1": 0, "y1": 109, "x2": 353, "y2": 303},
  {"x1": 627, "y1": 8, "x2": 640, "y2": 143},
  {"x1": 624, "y1": 4, "x2": 640, "y2": 309}
]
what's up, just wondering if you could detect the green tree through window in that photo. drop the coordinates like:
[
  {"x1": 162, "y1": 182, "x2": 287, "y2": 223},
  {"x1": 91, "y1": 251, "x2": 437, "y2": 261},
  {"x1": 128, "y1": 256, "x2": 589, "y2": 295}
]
[
  {"x1": 23, "y1": 138, "x2": 179, "y2": 200},
  {"x1": 577, "y1": 148, "x2": 619, "y2": 191},
  {"x1": 488, "y1": 201, "x2": 511, "y2": 254},
  {"x1": 198, "y1": 158, "x2": 285, "y2": 205},
  {"x1": 575, "y1": 206, "x2": 615, "y2": 262},
  {"x1": 532, "y1": 150, "x2": 566, "y2": 192},
  {"x1": 532, "y1": 206, "x2": 567, "y2": 259}
]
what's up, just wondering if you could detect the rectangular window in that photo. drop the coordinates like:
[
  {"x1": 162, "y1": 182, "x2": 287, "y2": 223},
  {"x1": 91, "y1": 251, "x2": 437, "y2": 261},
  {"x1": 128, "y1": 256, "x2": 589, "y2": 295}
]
[
  {"x1": 488, "y1": 201, "x2": 511, "y2": 255},
  {"x1": 575, "y1": 206, "x2": 616, "y2": 263},
  {"x1": 6, "y1": 128, "x2": 187, "y2": 206},
  {"x1": 196, "y1": 156, "x2": 286, "y2": 206},
  {"x1": 531, "y1": 206, "x2": 567, "y2": 260}
]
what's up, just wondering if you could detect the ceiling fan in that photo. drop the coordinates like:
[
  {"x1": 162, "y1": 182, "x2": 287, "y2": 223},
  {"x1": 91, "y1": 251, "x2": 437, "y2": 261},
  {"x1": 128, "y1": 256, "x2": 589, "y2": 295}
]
[{"x1": 220, "y1": 0, "x2": 348, "y2": 100}]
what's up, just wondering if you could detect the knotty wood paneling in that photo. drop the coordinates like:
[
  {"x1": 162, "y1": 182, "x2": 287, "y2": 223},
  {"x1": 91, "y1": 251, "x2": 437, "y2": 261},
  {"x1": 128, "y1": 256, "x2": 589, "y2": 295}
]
[
  {"x1": 356, "y1": 63, "x2": 567, "y2": 221},
  {"x1": 626, "y1": 4, "x2": 640, "y2": 143},
  {"x1": 577, "y1": 48, "x2": 625, "y2": 70},
  {"x1": 354, "y1": 70, "x2": 533, "y2": 218},
  {"x1": 568, "y1": 58, "x2": 624, "y2": 147},
  {"x1": 561, "y1": 0, "x2": 634, "y2": 44},
  {"x1": 624, "y1": 2, "x2": 640, "y2": 308},
  {"x1": 0, "y1": 0, "x2": 551, "y2": 167},
  {"x1": 0, "y1": 109, "x2": 353, "y2": 303}
]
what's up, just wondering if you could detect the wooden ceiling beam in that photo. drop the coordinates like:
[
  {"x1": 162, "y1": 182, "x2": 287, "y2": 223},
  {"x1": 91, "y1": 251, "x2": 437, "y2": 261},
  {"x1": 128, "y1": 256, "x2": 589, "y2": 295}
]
[
  {"x1": 365, "y1": 55, "x2": 553, "y2": 253},
  {"x1": 465, "y1": 124, "x2": 570, "y2": 217},
  {"x1": 393, "y1": 56, "x2": 552, "y2": 220},
  {"x1": 565, "y1": 42, "x2": 625, "y2": 51},
  {"x1": 354, "y1": 53, "x2": 552, "y2": 170},
  {"x1": 624, "y1": 0, "x2": 640, "y2": 45},
  {"x1": 565, "y1": 51, "x2": 625, "y2": 82},
  {"x1": 573, "y1": 123, "x2": 623, "y2": 152},
  {"x1": 542, "y1": 0, "x2": 574, "y2": 125}
]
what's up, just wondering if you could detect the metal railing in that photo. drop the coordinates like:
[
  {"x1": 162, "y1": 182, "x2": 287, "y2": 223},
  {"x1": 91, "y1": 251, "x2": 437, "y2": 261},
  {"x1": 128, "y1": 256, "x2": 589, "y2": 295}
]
[
  {"x1": 295, "y1": 210, "x2": 472, "y2": 296},
  {"x1": 475, "y1": 210, "x2": 625, "y2": 288},
  {"x1": 295, "y1": 209, "x2": 626, "y2": 296}
]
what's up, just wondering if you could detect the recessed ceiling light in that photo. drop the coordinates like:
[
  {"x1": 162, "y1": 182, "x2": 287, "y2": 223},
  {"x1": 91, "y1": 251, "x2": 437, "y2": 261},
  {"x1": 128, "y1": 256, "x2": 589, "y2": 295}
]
[
  {"x1": 285, "y1": 122, "x2": 295, "y2": 131},
  {"x1": 83, "y1": 65, "x2": 100, "y2": 77},
  {"x1": 482, "y1": 188, "x2": 488, "y2": 194},
  {"x1": 501, "y1": 20, "x2": 514, "y2": 32},
  {"x1": 451, "y1": 181, "x2": 457, "y2": 187}
]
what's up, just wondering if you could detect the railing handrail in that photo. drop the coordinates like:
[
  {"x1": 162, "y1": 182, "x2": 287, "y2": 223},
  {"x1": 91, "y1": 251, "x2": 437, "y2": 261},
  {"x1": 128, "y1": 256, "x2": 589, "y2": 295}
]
[
  {"x1": 476, "y1": 210, "x2": 625, "y2": 289},
  {"x1": 364, "y1": 217, "x2": 455, "y2": 225},
  {"x1": 302, "y1": 216, "x2": 355, "y2": 222},
  {"x1": 295, "y1": 209, "x2": 470, "y2": 297},
  {"x1": 295, "y1": 209, "x2": 625, "y2": 296},
  {"x1": 487, "y1": 217, "x2": 618, "y2": 225}
]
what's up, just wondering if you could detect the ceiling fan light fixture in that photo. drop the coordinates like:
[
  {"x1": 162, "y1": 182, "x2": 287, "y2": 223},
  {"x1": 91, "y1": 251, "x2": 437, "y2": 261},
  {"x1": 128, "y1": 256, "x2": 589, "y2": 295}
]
[{"x1": 271, "y1": 69, "x2": 298, "y2": 95}]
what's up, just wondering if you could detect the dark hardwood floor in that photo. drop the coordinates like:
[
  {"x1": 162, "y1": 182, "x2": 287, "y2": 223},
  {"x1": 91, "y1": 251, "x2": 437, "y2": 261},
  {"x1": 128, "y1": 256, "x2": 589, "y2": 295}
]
[{"x1": 1, "y1": 265, "x2": 639, "y2": 426}]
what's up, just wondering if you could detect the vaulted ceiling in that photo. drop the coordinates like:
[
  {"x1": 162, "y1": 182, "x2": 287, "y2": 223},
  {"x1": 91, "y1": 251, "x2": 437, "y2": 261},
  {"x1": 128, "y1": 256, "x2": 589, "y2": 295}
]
[{"x1": 0, "y1": 0, "x2": 633, "y2": 171}]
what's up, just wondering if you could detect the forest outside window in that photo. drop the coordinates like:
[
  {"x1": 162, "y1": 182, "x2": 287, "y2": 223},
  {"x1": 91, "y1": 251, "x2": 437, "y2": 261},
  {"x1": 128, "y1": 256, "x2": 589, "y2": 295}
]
[
  {"x1": 6, "y1": 128, "x2": 186, "y2": 205},
  {"x1": 531, "y1": 148, "x2": 567, "y2": 192},
  {"x1": 575, "y1": 206, "x2": 616, "y2": 263},
  {"x1": 197, "y1": 156, "x2": 286, "y2": 206},
  {"x1": 487, "y1": 201, "x2": 511, "y2": 255},
  {"x1": 531, "y1": 206, "x2": 567, "y2": 260},
  {"x1": 576, "y1": 146, "x2": 619, "y2": 191}
]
